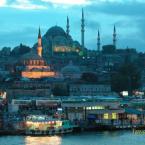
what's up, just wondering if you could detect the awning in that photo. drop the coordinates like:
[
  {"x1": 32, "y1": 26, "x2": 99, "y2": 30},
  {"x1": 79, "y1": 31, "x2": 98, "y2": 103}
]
[{"x1": 125, "y1": 108, "x2": 144, "y2": 115}]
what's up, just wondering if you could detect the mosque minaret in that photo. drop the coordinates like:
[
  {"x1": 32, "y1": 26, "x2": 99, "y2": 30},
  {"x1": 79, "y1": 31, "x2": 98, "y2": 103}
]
[
  {"x1": 66, "y1": 16, "x2": 70, "y2": 36},
  {"x1": 37, "y1": 27, "x2": 43, "y2": 57},
  {"x1": 81, "y1": 8, "x2": 85, "y2": 52},
  {"x1": 97, "y1": 30, "x2": 101, "y2": 52},
  {"x1": 113, "y1": 25, "x2": 117, "y2": 48}
]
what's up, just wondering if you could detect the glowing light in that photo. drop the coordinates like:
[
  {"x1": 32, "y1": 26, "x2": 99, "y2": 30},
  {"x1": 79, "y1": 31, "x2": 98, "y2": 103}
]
[
  {"x1": 86, "y1": 107, "x2": 92, "y2": 110},
  {"x1": 104, "y1": 113, "x2": 109, "y2": 119},
  {"x1": 86, "y1": 106, "x2": 104, "y2": 110},
  {"x1": 112, "y1": 113, "x2": 117, "y2": 119},
  {"x1": 25, "y1": 136, "x2": 62, "y2": 145}
]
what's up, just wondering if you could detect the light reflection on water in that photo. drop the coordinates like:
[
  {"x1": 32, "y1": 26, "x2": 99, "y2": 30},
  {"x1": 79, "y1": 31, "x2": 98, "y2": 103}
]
[
  {"x1": 25, "y1": 136, "x2": 61, "y2": 145},
  {"x1": 0, "y1": 131, "x2": 145, "y2": 145}
]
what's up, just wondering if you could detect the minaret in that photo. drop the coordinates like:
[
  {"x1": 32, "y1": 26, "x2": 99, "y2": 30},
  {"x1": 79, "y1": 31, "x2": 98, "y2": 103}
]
[
  {"x1": 66, "y1": 16, "x2": 70, "y2": 35},
  {"x1": 37, "y1": 27, "x2": 43, "y2": 57},
  {"x1": 97, "y1": 30, "x2": 101, "y2": 52},
  {"x1": 113, "y1": 25, "x2": 117, "y2": 48},
  {"x1": 81, "y1": 8, "x2": 85, "y2": 51}
]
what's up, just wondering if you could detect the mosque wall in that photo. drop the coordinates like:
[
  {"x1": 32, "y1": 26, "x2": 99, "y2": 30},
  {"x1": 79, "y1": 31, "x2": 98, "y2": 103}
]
[{"x1": 22, "y1": 71, "x2": 56, "y2": 78}]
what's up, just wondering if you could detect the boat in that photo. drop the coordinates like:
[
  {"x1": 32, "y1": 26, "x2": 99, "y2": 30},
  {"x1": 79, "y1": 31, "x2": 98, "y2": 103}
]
[{"x1": 24, "y1": 115, "x2": 74, "y2": 136}]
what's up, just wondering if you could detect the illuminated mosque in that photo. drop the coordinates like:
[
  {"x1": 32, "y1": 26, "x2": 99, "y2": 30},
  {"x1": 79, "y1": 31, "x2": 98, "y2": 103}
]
[
  {"x1": 15, "y1": 9, "x2": 87, "y2": 79},
  {"x1": 14, "y1": 9, "x2": 118, "y2": 79},
  {"x1": 33, "y1": 9, "x2": 85, "y2": 57},
  {"x1": 17, "y1": 28, "x2": 56, "y2": 79}
]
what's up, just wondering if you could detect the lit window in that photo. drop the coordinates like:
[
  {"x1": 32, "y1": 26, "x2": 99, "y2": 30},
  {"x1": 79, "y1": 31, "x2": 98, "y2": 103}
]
[
  {"x1": 112, "y1": 113, "x2": 117, "y2": 119},
  {"x1": 104, "y1": 113, "x2": 109, "y2": 119},
  {"x1": 86, "y1": 107, "x2": 92, "y2": 110},
  {"x1": 96, "y1": 106, "x2": 104, "y2": 109}
]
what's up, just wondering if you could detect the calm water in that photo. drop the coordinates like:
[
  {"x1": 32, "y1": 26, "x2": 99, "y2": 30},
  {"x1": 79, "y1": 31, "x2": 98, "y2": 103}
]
[{"x1": 0, "y1": 131, "x2": 145, "y2": 145}]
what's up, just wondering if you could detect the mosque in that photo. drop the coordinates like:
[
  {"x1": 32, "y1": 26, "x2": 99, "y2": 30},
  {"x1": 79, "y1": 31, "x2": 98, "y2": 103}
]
[
  {"x1": 14, "y1": 9, "x2": 117, "y2": 79},
  {"x1": 33, "y1": 9, "x2": 85, "y2": 57},
  {"x1": 16, "y1": 27, "x2": 81, "y2": 79},
  {"x1": 16, "y1": 28, "x2": 56, "y2": 79}
]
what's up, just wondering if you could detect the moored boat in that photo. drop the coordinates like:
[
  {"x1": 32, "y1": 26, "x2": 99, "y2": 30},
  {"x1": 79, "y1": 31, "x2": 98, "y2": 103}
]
[{"x1": 24, "y1": 115, "x2": 74, "y2": 136}]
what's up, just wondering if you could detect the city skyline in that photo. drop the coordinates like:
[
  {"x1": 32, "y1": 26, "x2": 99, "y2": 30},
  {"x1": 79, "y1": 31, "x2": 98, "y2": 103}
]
[{"x1": 0, "y1": 0, "x2": 145, "y2": 51}]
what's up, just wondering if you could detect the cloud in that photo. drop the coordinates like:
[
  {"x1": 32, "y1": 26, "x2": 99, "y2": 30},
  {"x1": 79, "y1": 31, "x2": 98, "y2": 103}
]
[
  {"x1": 10, "y1": 0, "x2": 47, "y2": 10},
  {"x1": 2, "y1": 0, "x2": 145, "y2": 10},
  {"x1": 41, "y1": 0, "x2": 90, "y2": 5},
  {"x1": 0, "y1": 0, "x2": 6, "y2": 7},
  {"x1": 86, "y1": 1, "x2": 145, "y2": 17},
  {"x1": 0, "y1": 26, "x2": 38, "y2": 48},
  {"x1": 2, "y1": 0, "x2": 47, "y2": 10}
]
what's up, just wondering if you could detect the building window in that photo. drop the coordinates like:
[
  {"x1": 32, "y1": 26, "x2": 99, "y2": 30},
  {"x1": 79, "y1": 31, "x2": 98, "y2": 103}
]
[
  {"x1": 112, "y1": 113, "x2": 117, "y2": 119},
  {"x1": 86, "y1": 107, "x2": 92, "y2": 110},
  {"x1": 96, "y1": 106, "x2": 104, "y2": 110},
  {"x1": 104, "y1": 113, "x2": 109, "y2": 119}
]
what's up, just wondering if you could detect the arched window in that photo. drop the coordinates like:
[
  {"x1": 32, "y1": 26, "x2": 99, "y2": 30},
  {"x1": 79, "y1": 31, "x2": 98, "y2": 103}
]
[{"x1": 33, "y1": 60, "x2": 35, "y2": 65}]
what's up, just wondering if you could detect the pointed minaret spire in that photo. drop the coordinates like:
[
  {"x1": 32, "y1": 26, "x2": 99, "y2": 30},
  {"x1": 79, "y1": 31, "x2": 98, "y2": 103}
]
[
  {"x1": 37, "y1": 27, "x2": 42, "y2": 57},
  {"x1": 81, "y1": 8, "x2": 85, "y2": 52},
  {"x1": 97, "y1": 30, "x2": 101, "y2": 52},
  {"x1": 113, "y1": 25, "x2": 117, "y2": 48},
  {"x1": 38, "y1": 26, "x2": 41, "y2": 39},
  {"x1": 66, "y1": 16, "x2": 70, "y2": 35}
]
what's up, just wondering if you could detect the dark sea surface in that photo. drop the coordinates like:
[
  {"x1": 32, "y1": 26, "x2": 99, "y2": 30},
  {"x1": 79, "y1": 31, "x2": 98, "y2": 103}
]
[{"x1": 0, "y1": 131, "x2": 144, "y2": 145}]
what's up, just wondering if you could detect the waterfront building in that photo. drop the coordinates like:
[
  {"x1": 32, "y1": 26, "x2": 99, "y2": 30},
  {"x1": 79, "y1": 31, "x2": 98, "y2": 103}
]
[
  {"x1": 62, "y1": 96, "x2": 123, "y2": 122},
  {"x1": 9, "y1": 98, "x2": 61, "y2": 115},
  {"x1": 6, "y1": 96, "x2": 145, "y2": 130},
  {"x1": 62, "y1": 96, "x2": 145, "y2": 127}
]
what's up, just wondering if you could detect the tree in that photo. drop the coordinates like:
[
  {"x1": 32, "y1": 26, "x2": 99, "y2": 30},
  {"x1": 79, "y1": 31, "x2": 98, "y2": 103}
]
[
  {"x1": 52, "y1": 84, "x2": 69, "y2": 96},
  {"x1": 81, "y1": 72, "x2": 98, "y2": 83},
  {"x1": 11, "y1": 43, "x2": 31, "y2": 56},
  {"x1": 111, "y1": 62, "x2": 141, "y2": 95}
]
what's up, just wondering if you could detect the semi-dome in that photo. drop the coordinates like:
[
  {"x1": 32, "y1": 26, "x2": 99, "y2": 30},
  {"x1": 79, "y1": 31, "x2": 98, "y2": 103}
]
[
  {"x1": 18, "y1": 50, "x2": 45, "y2": 66},
  {"x1": 45, "y1": 26, "x2": 66, "y2": 38},
  {"x1": 21, "y1": 51, "x2": 43, "y2": 61}
]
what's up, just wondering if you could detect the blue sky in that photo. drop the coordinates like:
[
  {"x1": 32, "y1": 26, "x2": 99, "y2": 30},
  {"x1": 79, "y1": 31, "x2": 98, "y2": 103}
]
[{"x1": 0, "y1": 0, "x2": 145, "y2": 51}]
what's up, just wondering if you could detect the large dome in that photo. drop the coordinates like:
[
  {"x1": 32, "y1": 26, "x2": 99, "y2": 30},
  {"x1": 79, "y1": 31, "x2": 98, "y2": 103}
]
[
  {"x1": 18, "y1": 50, "x2": 46, "y2": 66},
  {"x1": 21, "y1": 51, "x2": 43, "y2": 61},
  {"x1": 33, "y1": 25, "x2": 81, "y2": 57},
  {"x1": 45, "y1": 26, "x2": 66, "y2": 38},
  {"x1": 61, "y1": 61, "x2": 81, "y2": 75}
]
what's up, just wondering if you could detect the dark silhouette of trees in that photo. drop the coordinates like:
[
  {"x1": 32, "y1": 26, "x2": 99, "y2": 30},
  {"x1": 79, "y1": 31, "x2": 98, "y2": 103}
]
[
  {"x1": 11, "y1": 43, "x2": 31, "y2": 56},
  {"x1": 52, "y1": 84, "x2": 69, "y2": 96},
  {"x1": 81, "y1": 72, "x2": 98, "y2": 83},
  {"x1": 111, "y1": 62, "x2": 141, "y2": 95}
]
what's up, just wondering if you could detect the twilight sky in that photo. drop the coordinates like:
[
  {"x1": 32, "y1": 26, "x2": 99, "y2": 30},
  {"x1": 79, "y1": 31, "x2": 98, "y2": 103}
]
[{"x1": 0, "y1": 0, "x2": 145, "y2": 51}]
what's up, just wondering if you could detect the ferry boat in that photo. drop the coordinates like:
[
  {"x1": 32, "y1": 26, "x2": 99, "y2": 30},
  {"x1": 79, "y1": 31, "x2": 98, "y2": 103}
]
[{"x1": 24, "y1": 115, "x2": 75, "y2": 136}]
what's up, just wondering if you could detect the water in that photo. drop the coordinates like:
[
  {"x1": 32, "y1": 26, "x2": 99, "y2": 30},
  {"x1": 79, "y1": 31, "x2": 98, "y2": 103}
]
[{"x1": 0, "y1": 131, "x2": 145, "y2": 145}]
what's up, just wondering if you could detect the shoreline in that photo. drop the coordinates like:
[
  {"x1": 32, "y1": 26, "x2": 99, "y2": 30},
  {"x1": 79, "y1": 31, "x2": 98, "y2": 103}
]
[{"x1": 0, "y1": 126, "x2": 144, "y2": 136}]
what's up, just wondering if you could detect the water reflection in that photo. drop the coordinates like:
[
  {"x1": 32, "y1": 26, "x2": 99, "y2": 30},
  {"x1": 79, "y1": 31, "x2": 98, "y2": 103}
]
[
  {"x1": 0, "y1": 131, "x2": 145, "y2": 145},
  {"x1": 25, "y1": 136, "x2": 62, "y2": 145}
]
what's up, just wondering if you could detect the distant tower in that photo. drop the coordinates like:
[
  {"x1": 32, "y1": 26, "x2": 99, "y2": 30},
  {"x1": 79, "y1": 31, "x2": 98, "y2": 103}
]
[
  {"x1": 66, "y1": 16, "x2": 70, "y2": 35},
  {"x1": 113, "y1": 25, "x2": 117, "y2": 48},
  {"x1": 97, "y1": 30, "x2": 101, "y2": 52},
  {"x1": 81, "y1": 8, "x2": 85, "y2": 51},
  {"x1": 37, "y1": 27, "x2": 43, "y2": 57}
]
